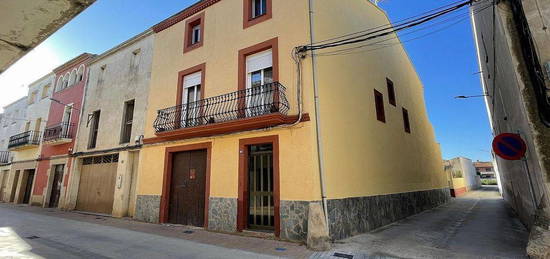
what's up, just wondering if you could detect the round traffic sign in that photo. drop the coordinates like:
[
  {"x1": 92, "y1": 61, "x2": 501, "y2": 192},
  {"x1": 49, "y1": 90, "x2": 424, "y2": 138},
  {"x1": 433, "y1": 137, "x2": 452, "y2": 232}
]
[{"x1": 492, "y1": 133, "x2": 527, "y2": 160}]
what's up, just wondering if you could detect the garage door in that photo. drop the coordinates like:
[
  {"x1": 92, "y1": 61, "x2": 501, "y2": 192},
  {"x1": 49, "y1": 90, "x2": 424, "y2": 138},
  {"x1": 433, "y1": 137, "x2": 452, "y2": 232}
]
[{"x1": 76, "y1": 154, "x2": 118, "y2": 214}]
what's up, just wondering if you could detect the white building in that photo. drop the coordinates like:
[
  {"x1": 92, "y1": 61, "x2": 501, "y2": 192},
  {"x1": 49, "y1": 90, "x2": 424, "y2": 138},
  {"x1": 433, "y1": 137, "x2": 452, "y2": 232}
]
[{"x1": 64, "y1": 30, "x2": 154, "y2": 218}]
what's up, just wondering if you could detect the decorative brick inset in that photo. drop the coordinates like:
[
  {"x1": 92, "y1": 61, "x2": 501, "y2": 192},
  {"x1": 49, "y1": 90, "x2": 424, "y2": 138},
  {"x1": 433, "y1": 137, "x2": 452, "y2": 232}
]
[
  {"x1": 135, "y1": 195, "x2": 161, "y2": 223},
  {"x1": 208, "y1": 197, "x2": 237, "y2": 232}
]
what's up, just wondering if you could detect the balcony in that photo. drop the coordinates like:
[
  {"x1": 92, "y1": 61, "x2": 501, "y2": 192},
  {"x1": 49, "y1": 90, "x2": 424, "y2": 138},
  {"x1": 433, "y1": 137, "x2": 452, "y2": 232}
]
[
  {"x1": 149, "y1": 82, "x2": 304, "y2": 143},
  {"x1": 0, "y1": 151, "x2": 11, "y2": 164},
  {"x1": 8, "y1": 131, "x2": 41, "y2": 150},
  {"x1": 43, "y1": 122, "x2": 75, "y2": 145}
]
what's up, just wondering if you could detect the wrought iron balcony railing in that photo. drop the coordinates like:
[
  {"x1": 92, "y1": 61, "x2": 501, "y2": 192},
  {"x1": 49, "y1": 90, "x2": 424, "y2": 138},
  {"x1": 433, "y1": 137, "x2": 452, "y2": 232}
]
[
  {"x1": 8, "y1": 130, "x2": 41, "y2": 149},
  {"x1": 43, "y1": 122, "x2": 76, "y2": 142},
  {"x1": 154, "y1": 82, "x2": 290, "y2": 133},
  {"x1": 0, "y1": 151, "x2": 11, "y2": 164}
]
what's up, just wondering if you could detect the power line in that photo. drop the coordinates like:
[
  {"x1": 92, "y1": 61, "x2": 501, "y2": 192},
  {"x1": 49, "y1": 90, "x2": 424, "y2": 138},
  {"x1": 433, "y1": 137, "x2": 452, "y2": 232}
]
[
  {"x1": 297, "y1": 0, "x2": 477, "y2": 54},
  {"x1": 312, "y1": 0, "x2": 470, "y2": 45},
  {"x1": 314, "y1": 2, "x2": 493, "y2": 57}
]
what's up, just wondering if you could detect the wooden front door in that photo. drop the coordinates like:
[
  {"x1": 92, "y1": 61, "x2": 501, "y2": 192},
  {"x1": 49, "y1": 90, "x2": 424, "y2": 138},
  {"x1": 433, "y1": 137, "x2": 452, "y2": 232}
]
[
  {"x1": 76, "y1": 155, "x2": 118, "y2": 214},
  {"x1": 22, "y1": 170, "x2": 35, "y2": 204},
  {"x1": 169, "y1": 149, "x2": 207, "y2": 226},
  {"x1": 49, "y1": 164, "x2": 64, "y2": 208}
]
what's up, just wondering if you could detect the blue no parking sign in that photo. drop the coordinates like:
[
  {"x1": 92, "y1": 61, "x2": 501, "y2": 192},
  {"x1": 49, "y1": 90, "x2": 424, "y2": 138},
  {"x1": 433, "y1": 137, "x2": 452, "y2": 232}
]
[{"x1": 492, "y1": 133, "x2": 527, "y2": 160}]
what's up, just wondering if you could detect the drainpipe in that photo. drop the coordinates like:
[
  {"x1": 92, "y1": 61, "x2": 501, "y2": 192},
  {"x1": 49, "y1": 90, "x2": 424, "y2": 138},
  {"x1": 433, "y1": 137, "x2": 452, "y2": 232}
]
[{"x1": 308, "y1": 0, "x2": 329, "y2": 228}]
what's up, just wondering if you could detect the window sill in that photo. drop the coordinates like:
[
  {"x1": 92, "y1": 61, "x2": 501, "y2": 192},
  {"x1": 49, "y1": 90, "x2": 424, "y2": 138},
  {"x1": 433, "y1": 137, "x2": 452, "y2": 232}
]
[
  {"x1": 183, "y1": 41, "x2": 203, "y2": 53},
  {"x1": 243, "y1": 13, "x2": 272, "y2": 29}
]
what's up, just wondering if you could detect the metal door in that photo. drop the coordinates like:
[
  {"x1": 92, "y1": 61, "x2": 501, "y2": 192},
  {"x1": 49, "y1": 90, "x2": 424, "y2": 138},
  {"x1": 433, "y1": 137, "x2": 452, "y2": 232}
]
[
  {"x1": 76, "y1": 155, "x2": 118, "y2": 214},
  {"x1": 49, "y1": 164, "x2": 64, "y2": 208},
  {"x1": 248, "y1": 144, "x2": 274, "y2": 230},
  {"x1": 169, "y1": 150, "x2": 207, "y2": 226},
  {"x1": 22, "y1": 170, "x2": 35, "y2": 204}
]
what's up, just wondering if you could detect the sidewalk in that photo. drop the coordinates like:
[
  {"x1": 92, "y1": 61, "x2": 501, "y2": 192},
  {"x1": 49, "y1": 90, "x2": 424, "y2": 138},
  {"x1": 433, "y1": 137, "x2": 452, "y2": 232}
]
[{"x1": 0, "y1": 203, "x2": 313, "y2": 258}]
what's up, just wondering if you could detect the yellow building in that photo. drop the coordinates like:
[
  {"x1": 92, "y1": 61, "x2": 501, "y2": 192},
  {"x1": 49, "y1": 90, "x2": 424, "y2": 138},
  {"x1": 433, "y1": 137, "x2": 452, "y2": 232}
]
[{"x1": 134, "y1": 0, "x2": 449, "y2": 242}]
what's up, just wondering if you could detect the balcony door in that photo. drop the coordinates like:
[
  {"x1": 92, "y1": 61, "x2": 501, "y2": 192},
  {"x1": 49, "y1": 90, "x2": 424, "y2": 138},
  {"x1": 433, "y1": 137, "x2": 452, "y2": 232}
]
[
  {"x1": 181, "y1": 72, "x2": 202, "y2": 128},
  {"x1": 61, "y1": 105, "x2": 72, "y2": 137},
  {"x1": 246, "y1": 49, "x2": 273, "y2": 117}
]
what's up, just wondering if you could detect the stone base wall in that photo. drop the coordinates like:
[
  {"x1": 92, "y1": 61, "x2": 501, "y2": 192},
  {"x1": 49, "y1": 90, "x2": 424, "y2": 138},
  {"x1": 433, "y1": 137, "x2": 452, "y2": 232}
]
[
  {"x1": 134, "y1": 195, "x2": 160, "y2": 223},
  {"x1": 280, "y1": 200, "x2": 310, "y2": 241},
  {"x1": 327, "y1": 188, "x2": 451, "y2": 240},
  {"x1": 208, "y1": 197, "x2": 237, "y2": 232}
]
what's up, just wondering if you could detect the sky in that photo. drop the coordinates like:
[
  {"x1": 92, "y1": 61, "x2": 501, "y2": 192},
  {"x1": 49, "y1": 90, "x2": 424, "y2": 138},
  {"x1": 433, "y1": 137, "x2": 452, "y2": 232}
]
[{"x1": 0, "y1": 0, "x2": 493, "y2": 161}]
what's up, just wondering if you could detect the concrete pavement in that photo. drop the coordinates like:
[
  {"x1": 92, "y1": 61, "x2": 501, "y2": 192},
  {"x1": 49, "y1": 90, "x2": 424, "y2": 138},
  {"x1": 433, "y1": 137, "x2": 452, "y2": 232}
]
[
  {"x1": 314, "y1": 186, "x2": 529, "y2": 258},
  {"x1": 0, "y1": 204, "x2": 311, "y2": 258},
  {"x1": 0, "y1": 186, "x2": 529, "y2": 258}
]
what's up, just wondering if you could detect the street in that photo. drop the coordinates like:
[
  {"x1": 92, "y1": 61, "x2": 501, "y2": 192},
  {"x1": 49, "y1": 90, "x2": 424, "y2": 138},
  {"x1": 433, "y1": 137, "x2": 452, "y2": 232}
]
[
  {"x1": 315, "y1": 186, "x2": 529, "y2": 258},
  {"x1": 0, "y1": 186, "x2": 529, "y2": 258}
]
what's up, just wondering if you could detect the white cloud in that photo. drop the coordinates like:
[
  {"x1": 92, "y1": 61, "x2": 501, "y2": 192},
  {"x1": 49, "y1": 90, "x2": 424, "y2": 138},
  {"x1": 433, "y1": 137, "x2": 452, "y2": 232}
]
[{"x1": 0, "y1": 43, "x2": 63, "y2": 112}]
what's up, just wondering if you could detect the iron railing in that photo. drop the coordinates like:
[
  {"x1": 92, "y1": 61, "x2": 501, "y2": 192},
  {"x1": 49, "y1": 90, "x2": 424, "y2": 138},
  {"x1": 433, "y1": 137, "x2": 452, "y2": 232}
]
[
  {"x1": 153, "y1": 82, "x2": 290, "y2": 133},
  {"x1": 0, "y1": 151, "x2": 11, "y2": 164},
  {"x1": 43, "y1": 122, "x2": 75, "y2": 142},
  {"x1": 8, "y1": 130, "x2": 41, "y2": 149}
]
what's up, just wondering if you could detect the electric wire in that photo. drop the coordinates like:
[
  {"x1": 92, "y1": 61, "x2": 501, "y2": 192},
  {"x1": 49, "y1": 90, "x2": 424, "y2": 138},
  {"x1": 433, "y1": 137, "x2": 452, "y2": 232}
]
[
  {"x1": 314, "y1": 2, "x2": 493, "y2": 57},
  {"x1": 299, "y1": 0, "x2": 475, "y2": 53},
  {"x1": 312, "y1": 0, "x2": 470, "y2": 45}
]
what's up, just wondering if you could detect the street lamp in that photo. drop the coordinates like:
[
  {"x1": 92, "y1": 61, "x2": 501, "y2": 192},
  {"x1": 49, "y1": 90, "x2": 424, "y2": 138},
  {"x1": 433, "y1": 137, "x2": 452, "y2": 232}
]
[
  {"x1": 49, "y1": 98, "x2": 80, "y2": 111},
  {"x1": 454, "y1": 94, "x2": 490, "y2": 99}
]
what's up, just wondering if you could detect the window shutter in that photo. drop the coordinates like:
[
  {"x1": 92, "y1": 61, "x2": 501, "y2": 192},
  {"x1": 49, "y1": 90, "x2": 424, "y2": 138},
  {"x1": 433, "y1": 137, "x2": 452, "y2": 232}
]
[
  {"x1": 183, "y1": 71, "x2": 202, "y2": 88},
  {"x1": 246, "y1": 49, "x2": 272, "y2": 73}
]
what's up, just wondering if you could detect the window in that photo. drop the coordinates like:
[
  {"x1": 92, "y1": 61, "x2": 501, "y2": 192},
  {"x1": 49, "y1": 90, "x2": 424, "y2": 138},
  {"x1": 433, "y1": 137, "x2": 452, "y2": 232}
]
[
  {"x1": 28, "y1": 91, "x2": 37, "y2": 104},
  {"x1": 120, "y1": 100, "x2": 135, "y2": 144},
  {"x1": 88, "y1": 110, "x2": 100, "y2": 149},
  {"x1": 77, "y1": 65, "x2": 85, "y2": 82},
  {"x1": 246, "y1": 49, "x2": 273, "y2": 116},
  {"x1": 374, "y1": 90, "x2": 385, "y2": 123},
  {"x1": 56, "y1": 77, "x2": 63, "y2": 91},
  {"x1": 386, "y1": 78, "x2": 396, "y2": 106},
  {"x1": 68, "y1": 69, "x2": 77, "y2": 86},
  {"x1": 252, "y1": 0, "x2": 267, "y2": 18},
  {"x1": 243, "y1": 0, "x2": 272, "y2": 29},
  {"x1": 34, "y1": 118, "x2": 41, "y2": 132},
  {"x1": 63, "y1": 73, "x2": 70, "y2": 88},
  {"x1": 41, "y1": 84, "x2": 50, "y2": 99},
  {"x1": 402, "y1": 108, "x2": 411, "y2": 133},
  {"x1": 181, "y1": 72, "x2": 202, "y2": 127},
  {"x1": 183, "y1": 13, "x2": 204, "y2": 53},
  {"x1": 191, "y1": 25, "x2": 201, "y2": 45}
]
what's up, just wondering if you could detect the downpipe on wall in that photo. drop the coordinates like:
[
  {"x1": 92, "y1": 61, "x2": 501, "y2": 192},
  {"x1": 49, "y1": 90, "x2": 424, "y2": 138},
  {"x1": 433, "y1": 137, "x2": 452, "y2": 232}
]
[{"x1": 308, "y1": 0, "x2": 330, "y2": 234}]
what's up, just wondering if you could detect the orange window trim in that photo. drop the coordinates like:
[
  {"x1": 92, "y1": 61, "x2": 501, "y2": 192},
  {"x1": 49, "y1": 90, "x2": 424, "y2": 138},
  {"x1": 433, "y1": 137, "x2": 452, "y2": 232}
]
[
  {"x1": 183, "y1": 12, "x2": 205, "y2": 53},
  {"x1": 238, "y1": 37, "x2": 278, "y2": 92},
  {"x1": 242, "y1": 0, "x2": 273, "y2": 29},
  {"x1": 176, "y1": 63, "x2": 206, "y2": 106},
  {"x1": 237, "y1": 135, "x2": 280, "y2": 237}
]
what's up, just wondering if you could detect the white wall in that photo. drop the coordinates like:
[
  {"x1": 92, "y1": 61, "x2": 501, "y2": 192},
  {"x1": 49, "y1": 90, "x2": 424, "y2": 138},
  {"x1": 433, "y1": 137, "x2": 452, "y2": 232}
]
[
  {"x1": 74, "y1": 32, "x2": 154, "y2": 152},
  {"x1": 0, "y1": 97, "x2": 28, "y2": 151}
]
